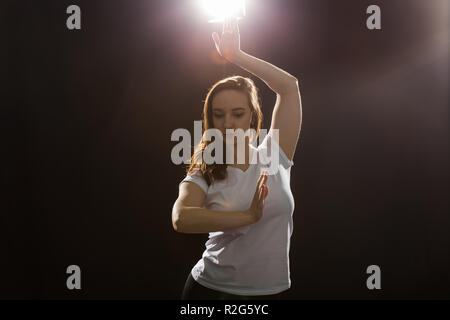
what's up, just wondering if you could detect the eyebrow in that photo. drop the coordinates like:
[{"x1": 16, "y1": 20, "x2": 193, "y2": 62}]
[{"x1": 212, "y1": 107, "x2": 246, "y2": 112}]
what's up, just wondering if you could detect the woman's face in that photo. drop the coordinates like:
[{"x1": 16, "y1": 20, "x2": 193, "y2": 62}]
[{"x1": 211, "y1": 89, "x2": 253, "y2": 143}]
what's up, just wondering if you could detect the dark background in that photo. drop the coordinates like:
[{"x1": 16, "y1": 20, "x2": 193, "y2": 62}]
[{"x1": 2, "y1": 0, "x2": 449, "y2": 299}]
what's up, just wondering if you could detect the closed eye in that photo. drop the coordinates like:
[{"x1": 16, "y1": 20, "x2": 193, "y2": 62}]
[{"x1": 213, "y1": 114, "x2": 244, "y2": 118}]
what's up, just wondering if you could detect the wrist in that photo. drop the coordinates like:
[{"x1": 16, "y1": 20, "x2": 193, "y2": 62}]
[
  {"x1": 244, "y1": 208, "x2": 256, "y2": 223},
  {"x1": 229, "y1": 49, "x2": 244, "y2": 64}
]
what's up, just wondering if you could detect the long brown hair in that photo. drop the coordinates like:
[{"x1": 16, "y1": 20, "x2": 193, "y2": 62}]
[{"x1": 186, "y1": 75, "x2": 263, "y2": 187}]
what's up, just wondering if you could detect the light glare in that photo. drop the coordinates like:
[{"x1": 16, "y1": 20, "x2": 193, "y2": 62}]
[{"x1": 199, "y1": 0, "x2": 246, "y2": 23}]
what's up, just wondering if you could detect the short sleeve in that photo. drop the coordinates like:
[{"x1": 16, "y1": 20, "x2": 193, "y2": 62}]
[
  {"x1": 258, "y1": 131, "x2": 294, "y2": 169},
  {"x1": 179, "y1": 170, "x2": 208, "y2": 194}
]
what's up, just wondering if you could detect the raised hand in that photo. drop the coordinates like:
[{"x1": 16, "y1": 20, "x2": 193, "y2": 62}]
[{"x1": 212, "y1": 17, "x2": 241, "y2": 61}]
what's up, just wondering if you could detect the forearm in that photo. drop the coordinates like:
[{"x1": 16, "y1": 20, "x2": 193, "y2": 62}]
[
  {"x1": 174, "y1": 206, "x2": 254, "y2": 234},
  {"x1": 231, "y1": 50, "x2": 298, "y2": 94}
]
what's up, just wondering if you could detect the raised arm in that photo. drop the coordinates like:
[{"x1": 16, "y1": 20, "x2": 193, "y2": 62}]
[{"x1": 212, "y1": 18, "x2": 302, "y2": 161}]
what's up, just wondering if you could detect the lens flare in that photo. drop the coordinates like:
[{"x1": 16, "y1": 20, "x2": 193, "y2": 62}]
[{"x1": 198, "y1": 0, "x2": 246, "y2": 23}]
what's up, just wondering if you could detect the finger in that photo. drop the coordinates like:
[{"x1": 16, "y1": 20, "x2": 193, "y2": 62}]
[
  {"x1": 258, "y1": 185, "x2": 263, "y2": 201},
  {"x1": 212, "y1": 32, "x2": 220, "y2": 45},
  {"x1": 222, "y1": 17, "x2": 226, "y2": 33},
  {"x1": 231, "y1": 17, "x2": 238, "y2": 34},
  {"x1": 258, "y1": 174, "x2": 266, "y2": 189},
  {"x1": 257, "y1": 172, "x2": 265, "y2": 187},
  {"x1": 257, "y1": 173, "x2": 263, "y2": 186},
  {"x1": 223, "y1": 17, "x2": 228, "y2": 33},
  {"x1": 224, "y1": 17, "x2": 232, "y2": 33},
  {"x1": 256, "y1": 182, "x2": 262, "y2": 194}
]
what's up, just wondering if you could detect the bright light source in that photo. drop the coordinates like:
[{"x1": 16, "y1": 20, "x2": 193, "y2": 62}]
[{"x1": 198, "y1": 0, "x2": 246, "y2": 23}]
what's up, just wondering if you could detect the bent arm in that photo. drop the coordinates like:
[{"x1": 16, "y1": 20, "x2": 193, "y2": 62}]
[
  {"x1": 173, "y1": 205, "x2": 254, "y2": 234},
  {"x1": 231, "y1": 50, "x2": 302, "y2": 161},
  {"x1": 231, "y1": 50, "x2": 298, "y2": 95},
  {"x1": 172, "y1": 181, "x2": 255, "y2": 234}
]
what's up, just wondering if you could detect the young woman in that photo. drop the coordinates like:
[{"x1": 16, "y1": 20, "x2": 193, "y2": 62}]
[{"x1": 172, "y1": 17, "x2": 302, "y2": 300}]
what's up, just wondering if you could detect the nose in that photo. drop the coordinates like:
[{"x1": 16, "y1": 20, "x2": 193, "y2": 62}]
[{"x1": 224, "y1": 115, "x2": 234, "y2": 131}]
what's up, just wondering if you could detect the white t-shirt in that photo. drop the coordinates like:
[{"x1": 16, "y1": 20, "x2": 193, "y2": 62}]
[{"x1": 179, "y1": 132, "x2": 295, "y2": 296}]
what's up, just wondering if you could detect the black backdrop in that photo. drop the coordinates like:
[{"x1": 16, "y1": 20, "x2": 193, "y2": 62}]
[{"x1": 2, "y1": 0, "x2": 449, "y2": 299}]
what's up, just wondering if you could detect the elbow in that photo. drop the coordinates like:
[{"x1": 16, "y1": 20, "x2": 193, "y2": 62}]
[
  {"x1": 172, "y1": 217, "x2": 184, "y2": 233},
  {"x1": 171, "y1": 205, "x2": 185, "y2": 233},
  {"x1": 288, "y1": 76, "x2": 299, "y2": 90},
  {"x1": 172, "y1": 217, "x2": 180, "y2": 232},
  {"x1": 278, "y1": 77, "x2": 299, "y2": 95},
  {"x1": 289, "y1": 75, "x2": 298, "y2": 83}
]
